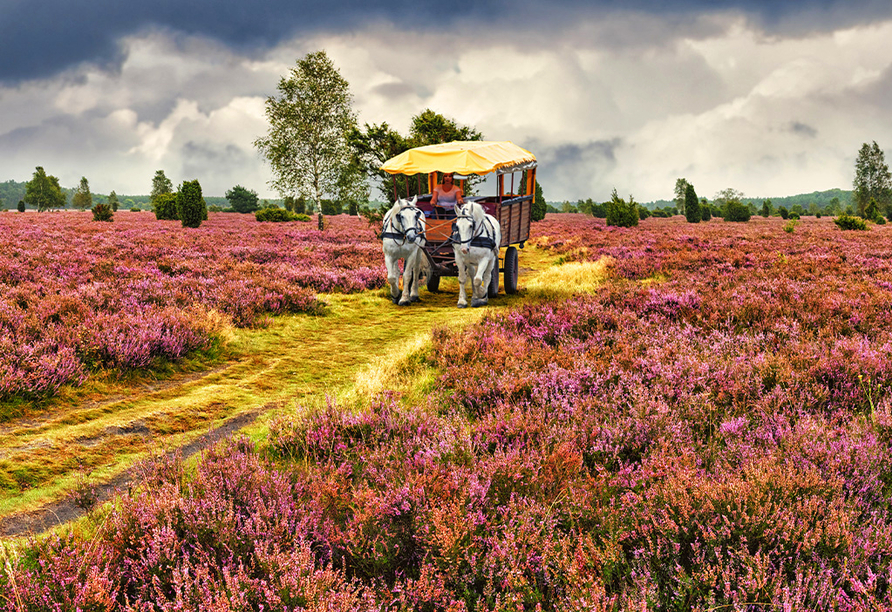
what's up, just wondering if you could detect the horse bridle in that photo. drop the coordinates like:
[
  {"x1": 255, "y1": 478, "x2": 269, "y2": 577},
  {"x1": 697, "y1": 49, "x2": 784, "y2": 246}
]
[
  {"x1": 382, "y1": 205, "x2": 425, "y2": 245},
  {"x1": 451, "y1": 208, "x2": 496, "y2": 248}
]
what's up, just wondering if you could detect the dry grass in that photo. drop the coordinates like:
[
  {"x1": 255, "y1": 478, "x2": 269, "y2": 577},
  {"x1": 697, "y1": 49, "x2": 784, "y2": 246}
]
[
  {"x1": 0, "y1": 245, "x2": 562, "y2": 523},
  {"x1": 524, "y1": 256, "x2": 615, "y2": 298}
]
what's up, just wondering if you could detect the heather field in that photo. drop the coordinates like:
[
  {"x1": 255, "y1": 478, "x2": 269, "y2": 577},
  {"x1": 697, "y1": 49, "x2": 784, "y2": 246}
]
[
  {"x1": 5, "y1": 214, "x2": 892, "y2": 610},
  {"x1": 0, "y1": 212, "x2": 384, "y2": 403}
]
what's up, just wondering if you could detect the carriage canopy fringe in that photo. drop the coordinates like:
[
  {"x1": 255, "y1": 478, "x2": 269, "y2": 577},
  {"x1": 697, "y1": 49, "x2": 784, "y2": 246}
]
[{"x1": 380, "y1": 141, "x2": 537, "y2": 176}]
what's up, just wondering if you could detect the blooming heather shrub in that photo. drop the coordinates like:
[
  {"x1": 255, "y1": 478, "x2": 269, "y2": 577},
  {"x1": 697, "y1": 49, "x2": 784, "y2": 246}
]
[
  {"x1": 0, "y1": 213, "x2": 384, "y2": 398},
  {"x1": 12, "y1": 216, "x2": 892, "y2": 609}
]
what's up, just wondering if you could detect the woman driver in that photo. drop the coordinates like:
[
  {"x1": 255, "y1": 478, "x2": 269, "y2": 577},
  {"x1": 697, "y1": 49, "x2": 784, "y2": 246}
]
[{"x1": 430, "y1": 172, "x2": 464, "y2": 219}]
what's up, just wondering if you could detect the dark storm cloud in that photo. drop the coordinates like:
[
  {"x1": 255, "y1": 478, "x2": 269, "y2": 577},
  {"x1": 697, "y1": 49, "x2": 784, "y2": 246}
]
[
  {"x1": 2, "y1": 0, "x2": 891, "y2": 83},
  {"x1": 788, "y1": 121, "x2": 818, "y2": 138}
]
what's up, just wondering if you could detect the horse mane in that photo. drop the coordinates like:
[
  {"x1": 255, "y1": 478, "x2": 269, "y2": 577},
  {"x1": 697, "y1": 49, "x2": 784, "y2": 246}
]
[
  {"x1": 469, "y1": 201, "x2": 486, "y2": 224},
  {"x1": 389, "y1": 196, "x2": 417, "y2": 216}
]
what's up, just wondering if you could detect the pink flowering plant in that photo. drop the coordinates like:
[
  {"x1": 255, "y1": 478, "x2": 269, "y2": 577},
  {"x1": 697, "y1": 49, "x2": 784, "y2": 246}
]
[
  {"x1": 4, "y1": 215, "x2": 892, "y2": 609},
  {"x1": 0, "y1": 212, "x2": 384, "y2": 400}
]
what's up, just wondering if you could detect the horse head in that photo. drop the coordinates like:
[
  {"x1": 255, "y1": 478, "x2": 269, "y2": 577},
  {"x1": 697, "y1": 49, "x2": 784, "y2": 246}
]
[
  {"x1": 454, "y1": 201, "x2": 484, "y2": 255},
  {"x1": 386, "y1": 196, "x2": 424, "y2": 244}
]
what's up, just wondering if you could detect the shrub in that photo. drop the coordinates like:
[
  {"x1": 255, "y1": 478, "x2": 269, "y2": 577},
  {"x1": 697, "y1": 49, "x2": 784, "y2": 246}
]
[
  {"x1": 877, "y1": 216, "x2": 887, "y2": 225},
  {"x1": 91, "y1": 202, "x2": 113, "y2": 222},
  {"x1": 17, "y1": 200, "x2": 25, "y2": 212},
  {"x1": 864, "y1": 197, "x2": 882, "y2": 222},
  {"x1": 723, "y1": 200, "x2": 751, "y2": 222},
  {"x1": 783, "y1": 219, "x2": 797, "y2": 233},
  {"x1": 605, "y1": 189, "x2": 639, "y2": 228},
  {"x1": 700, "y1": 198, "x2": 712, "y2": 221},
  {"x1": 153, "y1": 193, "x2": 179, "y2": 220},
  {"x1": 255, "y1": 207, "x2": 310, "y2": 222},
  {"x1": 834, "y1": 214, "x2": 868, "y2": 230},
  {"x1": 788, "y1": 212, "x2": 800, "y2": 220},
  {"x1": 177, "y1": 180, "x2": 205, "y2": 228},
  {"x1": 778, "y1": 206, "x2": 789, "y2": 219},
  {"x1": 284, "y1": 195, "x2": 308, "y2": 215},
  {"x1": 130, "y1": 207, "x2": 141, "y2": 213},
  {"x1": 638, "y1": 206, "x2": 651, "y2": 219},
  {"x1": 225, "y1": 185, "x2": 260, "y2": 213},
  {"x1": 320, "y1": 199, "x2": 343, "y2": 215},
  {"x1": 684, "y1": 184, "x2": 700, "y2": 223}
]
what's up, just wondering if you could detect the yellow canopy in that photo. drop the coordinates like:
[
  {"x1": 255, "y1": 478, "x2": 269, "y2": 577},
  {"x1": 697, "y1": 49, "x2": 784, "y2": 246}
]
[{"x1": 380, "y1": 140, "x2": 537, "y2": 176}]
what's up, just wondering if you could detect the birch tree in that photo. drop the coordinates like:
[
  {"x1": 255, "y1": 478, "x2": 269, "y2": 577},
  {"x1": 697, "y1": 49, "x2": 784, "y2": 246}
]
[{"x1": 255, "y1": 50, "x2": 357, "y2": 211}]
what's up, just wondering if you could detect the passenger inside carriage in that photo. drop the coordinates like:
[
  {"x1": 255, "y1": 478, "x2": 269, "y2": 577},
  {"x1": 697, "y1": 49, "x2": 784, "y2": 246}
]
[{"x1": 430, "y1": 172, "x2": 464, "y2": 219}]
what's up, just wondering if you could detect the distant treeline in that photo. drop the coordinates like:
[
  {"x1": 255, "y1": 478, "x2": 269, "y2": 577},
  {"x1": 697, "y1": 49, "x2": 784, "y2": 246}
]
[
  {"x1": 548, "y1": 188, "x2": 855, "y2": 215},
  {"x1": 0, "y1": 180, "x2": 283, "y2": 210}
]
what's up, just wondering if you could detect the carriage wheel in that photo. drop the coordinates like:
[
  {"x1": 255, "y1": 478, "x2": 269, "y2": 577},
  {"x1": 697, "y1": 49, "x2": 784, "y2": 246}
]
[
  {"x1": 504, "y1": 246, "x2": 519, "y2": 294},
  {"x1": 488, "y1": 258, "x2": 500, "y2": 298},
  {"x1": 427, "y1": 273, "x2": 440, "y2": 293}
]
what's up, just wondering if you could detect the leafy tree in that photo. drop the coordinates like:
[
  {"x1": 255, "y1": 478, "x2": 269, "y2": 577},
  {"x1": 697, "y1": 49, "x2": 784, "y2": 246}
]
[
  {"x1": 531, "y1": 180, "x2": 546, "y2": 221},
  {"x1": 335, "y1": 158, "x2": 370, "y2": 215},
  {"x1": 320, "y1": 199, "x2": 343, "y2": 215},
  {"x1": 24, "y1": 166, "x2": 66, "y2": 211},
  {"x1": 284, "y1": 195, "x2": 307, "y2": 215},
  {"x1": 151, "y1": 170, "x2": 174, "y2": 210},
  {"x1": 605, "y1": 189, "x2": 639, "y2": 228},
  {"x1": 684, "y1": 183, "x2": 700, "y2": 223},
  {"x1": 760, "y1": 199, "x2": 772, "y2": 217},
  {"x1": 674, "y1": 178, "x2": 690, "y2": 216},
  {"x1": 350, "y1": 111, "x2": 484, "y2": 201},
  {"x1": 714, "y1": 187, "x2": 750, "y2": 222},
  {"x1": 828, "y1": 196, "x2": 841, "y2": 215},
  {"x1": 410, "y1": 108, "x2": 483, "y2": 146},
  {"x1": 854, "y1": 141, "x2": 892, "y2": 217},
  {"x1": 225, "y1": 185, "x2": 260, "y2": 213},
  {"x1": 864, "y1": 197, "x2": 882, "y2": 222},
  {"x1": 108, "y1": 190, "x2": 120, "y2": 212},
  {"x1": 72, "y1": 176, "x2": 92, "y2": 211},
  {"x1": 255, "y1": 50, "x2": 356, "y2": 212},
  {"x1": 177, "y1": 180, "x2": 205, "y2": 228},
  {"x1": 699, "y1": 198, "x2": 712, "y2": 221}
]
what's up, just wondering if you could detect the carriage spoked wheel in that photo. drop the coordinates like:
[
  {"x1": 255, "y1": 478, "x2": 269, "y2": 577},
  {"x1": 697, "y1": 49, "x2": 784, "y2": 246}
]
[{"x1": 504, "y1": 246, "x2": 519, "y2": 294}]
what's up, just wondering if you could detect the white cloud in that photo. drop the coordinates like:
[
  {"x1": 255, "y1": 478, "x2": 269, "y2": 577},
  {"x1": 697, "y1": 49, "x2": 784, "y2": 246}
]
[{"x1": 1, "y1": 14, "x2": 892, "y2": 203}]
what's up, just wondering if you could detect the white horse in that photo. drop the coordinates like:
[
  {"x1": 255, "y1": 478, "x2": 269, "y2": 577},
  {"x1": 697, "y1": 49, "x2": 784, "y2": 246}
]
[
  {"x1": 382, "y1": 196, "x2": 428, "y2": 306},
  {"x1": 452, "y1": 201, "x2": 501, "y2": 308}
]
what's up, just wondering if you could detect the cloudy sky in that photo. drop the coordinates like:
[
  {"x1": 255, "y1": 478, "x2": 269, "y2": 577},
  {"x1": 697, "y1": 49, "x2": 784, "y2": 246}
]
[{"x1": 1, "y1": 0, "x2": 891, "y2": 203}]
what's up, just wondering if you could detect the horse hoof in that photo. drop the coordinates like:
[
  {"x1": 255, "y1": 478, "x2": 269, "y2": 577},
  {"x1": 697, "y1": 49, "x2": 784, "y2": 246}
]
[
  {"x1": 457, "y1": 303, "x2": 468, "y2": 309},
  {"x1": 410, "y1": 296, "x2": 420, "y2": 303},
  {"x1": 472, "y1": 299, "x2": 487, "y2": 308}
]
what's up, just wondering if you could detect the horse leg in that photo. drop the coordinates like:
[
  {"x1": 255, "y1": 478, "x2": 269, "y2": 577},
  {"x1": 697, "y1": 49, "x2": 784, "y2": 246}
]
[
  {"x1": 406, "y1": 249, "x2": 421, "y2": 303},
  {"x1": 398, "y1": 252, "x2": 414, "y2": 306},
  {"x1": 384, "y1": 251, "x2": 402, "y2": 304},
  {"x1": 471, "y1": 254, "x2": 492, "y2": 308},
  {"x1": 455, "y1": 252, "x2": 469, "y2": 308}
]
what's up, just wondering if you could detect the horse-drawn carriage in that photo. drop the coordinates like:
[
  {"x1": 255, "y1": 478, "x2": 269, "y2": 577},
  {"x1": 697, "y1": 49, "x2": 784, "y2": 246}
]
[{"x1": 380, "y1": 141, "x2": 537, "y2": 303}]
